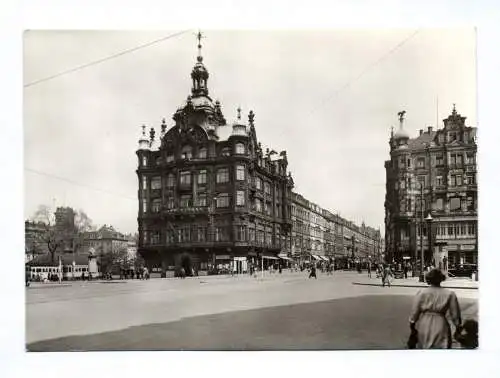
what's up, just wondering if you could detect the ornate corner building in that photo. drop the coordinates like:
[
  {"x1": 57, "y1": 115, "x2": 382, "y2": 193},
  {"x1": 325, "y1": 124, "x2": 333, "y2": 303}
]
[
  {"x1": 384, "y1": 106, "x2": 478, "y2": 269},
  {"x1": 135, "y1": 36, "x2": 294, "y2": 275}
]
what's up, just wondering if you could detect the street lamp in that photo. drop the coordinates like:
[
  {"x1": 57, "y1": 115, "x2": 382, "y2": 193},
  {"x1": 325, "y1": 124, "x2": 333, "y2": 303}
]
[{"x1": 419, "y1": 213, "x2": 433, "y2": 282}]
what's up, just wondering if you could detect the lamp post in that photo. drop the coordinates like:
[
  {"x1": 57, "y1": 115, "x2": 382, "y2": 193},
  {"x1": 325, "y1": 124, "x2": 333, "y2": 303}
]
[{"x1": 425, "y1": 212, "x2": 433, "y2": 266}]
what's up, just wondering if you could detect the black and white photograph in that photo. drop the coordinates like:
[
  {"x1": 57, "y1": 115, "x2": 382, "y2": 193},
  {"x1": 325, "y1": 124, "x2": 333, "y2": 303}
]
[{"x1": 22, "y1": 28, "x2": 480, "y2": 352}]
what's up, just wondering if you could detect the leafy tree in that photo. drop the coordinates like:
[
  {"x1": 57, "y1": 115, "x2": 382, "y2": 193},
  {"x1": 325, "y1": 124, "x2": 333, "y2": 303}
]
[
  {"x1": 97, "y1": 245, "x2": 128, "y2": 275},
  {"x1": 72, "y1": 209, "x2": 94, "y2": 255}
]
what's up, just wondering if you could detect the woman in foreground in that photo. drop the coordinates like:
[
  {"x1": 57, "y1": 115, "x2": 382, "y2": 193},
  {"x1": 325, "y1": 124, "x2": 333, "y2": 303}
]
[{"x1": 409, "y1": 268, "x2": 462, "y2": 348}]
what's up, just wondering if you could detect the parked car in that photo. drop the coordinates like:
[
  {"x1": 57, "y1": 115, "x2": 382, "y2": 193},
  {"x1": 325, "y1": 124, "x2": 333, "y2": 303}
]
[{"x1": 448, "y1": 263, "x2": 477, "y2": 278}]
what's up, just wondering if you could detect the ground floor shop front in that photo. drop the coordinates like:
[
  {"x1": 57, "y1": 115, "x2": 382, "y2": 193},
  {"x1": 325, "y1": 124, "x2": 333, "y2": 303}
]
[{"x1": 139, "y1": 245, "x2": 293, "y2": 276}]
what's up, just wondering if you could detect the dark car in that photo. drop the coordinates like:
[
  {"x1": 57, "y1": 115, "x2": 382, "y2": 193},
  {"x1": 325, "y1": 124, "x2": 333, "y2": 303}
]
[{"x1": 448, "y1": 263, "x2": 477, "y2": 278}]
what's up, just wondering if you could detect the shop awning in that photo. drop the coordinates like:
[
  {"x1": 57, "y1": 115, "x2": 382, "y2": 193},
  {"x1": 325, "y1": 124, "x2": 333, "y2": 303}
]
[{"x1": 279, "y1": 256, "x2": 293, "y2": 261}]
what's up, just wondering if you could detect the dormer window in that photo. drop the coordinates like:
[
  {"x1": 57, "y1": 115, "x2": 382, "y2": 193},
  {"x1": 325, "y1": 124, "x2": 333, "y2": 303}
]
[
  {"x1": 221, "y1": 147, "x2": 231, "y2": 157},
  {"x1": 142, "y1": 156, "x2": 148, "y2": 167},
  {"x1": 235, "y1": 143, "x2": 245, "y2": 155},
  {"x1": 198, "y1": 147, "x2": 207, "y2": 159}
]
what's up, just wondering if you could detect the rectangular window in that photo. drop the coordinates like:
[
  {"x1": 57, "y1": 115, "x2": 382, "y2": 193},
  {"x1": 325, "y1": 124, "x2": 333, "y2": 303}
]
[
  {"x1": 236, "y1": 190, "x2": 245, "y2": 206},
  {"x1": 456, "y1": 175, "x2": 463, "y2": 186},
  {"x1": 249, "y1": 228, "x2": 255, "y2": 242},
  {"x1": 180, "y1": 171, "x2": 191, "y2": 185},
  {"x1": 235, "y1": 143, "x2": 245, "y2": 155},
  {"x1": 450, "y1": 175, "x2": 456, "y2": 186},
  {"x1": 417, "y1": 157, "x2": 425, "y2": 168},
  {"x1": 417, "y1": 175, "x2": 426, "y2": 188},
  {"x1": 436, "y1": 176, "x2": 443, "y2": 187},
  {"x1": 142, "y1": 156, "x2": 147, "y2": 166},
  {"x1": 435, "y1": 198, "x2": 444, "y2": 210},
  {"x1": 216, "y1": 193, "x2": 229, "y2": 208},
  {"x1": 237, "y1": 226, "x2": 246, "y2": 241},
  {"x1": 151, "y1": 176, "x2": 161, "y2": 190},
  {"x1": 450, "y1": 154, "x2": 457, "y2": 165},
  {"x1": 461, "y1": 223, "x2": 467, "y2": 235},
  {"x1": 466, "y1": 196, "x2": 475, "y2": 211},
  {"x1": 468, "y1": 223, "x2": 476, "y2": 236},
  {"x1": 197, "y1": 227, "x2": 207, "y2": 242},
  {"x1": 179, "y1": 226, "x2": 191, "y2": 242},
  {"x1": 435, "y1": 155, "x2": 444, "y2": 166},
  {"x1": 236, "y1": 165, "x2": 245, "y2": 181},
  {"x1": 165, "y1": 197, "x2": 174, "y2": 209},
  {"x1": 264, "y1": 182, "x2": 271, "y2": 195},
  {"x1": 217, "y1": 168, "x2": 229, "y2": 183},
  {"x1": 466, "y1": 152, "x2": 475, "y2": 165},
  {"x1": 166, "y1": 174, "x2": 175, "y2": 187},
  {"x1": 265, "y1": 201, "x2": 271, "y2": 216},
  {"x1": 467, "y1": 174, "x2": 475, "y2": 185},
  {"x1": 456, "y1": 154, "x2": 463, "y2": 166},
  {"x1": 448, "y1": 224, "x2": 454, "y2": 236},
  {"x1": 197, "y1": 170, "x2": 207, "y2": 185},
  {"x1": 180, "y1": 195, "x2": 191, "y2": 208},
  {"x1": 450, "y1": 197, "x2": 461, "y2": 211},
  {"x1": 255, "y1": 199, "x2": 262, "y2": 212},
  {"x1": 142, "y1": 176, "x2": 148, "y2": 190},
  {"x1": 196, "y1": 193, "x2": 207, "y2": 207},
  {"x1": 151, "y1": 199, "x2": 161, "y2": 213},
  {"x1": 142, "y1": 199, "x2": 147, "y2": 213},
  {"x1": 151, "y1": 231, "x2": 160, "y2": 245},
  {"x1": 255, "y1": 177, "x2": 262, "y2": 190}
]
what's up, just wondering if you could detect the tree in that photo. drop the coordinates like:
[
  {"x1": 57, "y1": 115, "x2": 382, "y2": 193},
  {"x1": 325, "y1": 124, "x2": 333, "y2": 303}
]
[
  {"x1": 73, "y1": 209, "x2": 94, "y2": 255},
  {"x1": 32, "y1": 205, "x2": 61, "y2": 264},
  {"x1": 97, "y1": 245, "x2": 128, "y2": 275}
]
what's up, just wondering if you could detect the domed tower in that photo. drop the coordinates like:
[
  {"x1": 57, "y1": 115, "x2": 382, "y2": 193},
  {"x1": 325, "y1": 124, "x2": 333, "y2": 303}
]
[
  {"x1": 191, "y1": 31, "x2": 209, "y2": 97},
  {"x1": 231, "y1": 107, "x2": 248, "y2": 137},
  {"x1": 393, "y1": 110, "x2": 410, "y2": 148}
]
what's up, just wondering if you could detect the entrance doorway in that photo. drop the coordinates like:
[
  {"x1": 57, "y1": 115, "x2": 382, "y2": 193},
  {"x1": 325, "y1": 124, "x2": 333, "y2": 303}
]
[{"x1": 180, "y1": 253, "x2": 193, "y2": 276}]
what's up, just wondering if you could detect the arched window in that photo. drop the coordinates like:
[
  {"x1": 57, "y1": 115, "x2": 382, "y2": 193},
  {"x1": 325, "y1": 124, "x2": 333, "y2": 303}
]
[
  {"x1": 181, "y1": 145, "x2": 193, "y2": 159},
  {"x1": 198, "y1": 147, "x2": 207, "y2": 159},
  {"x1": 235, "y1": 143, "x2": 245, "y2": 155}
]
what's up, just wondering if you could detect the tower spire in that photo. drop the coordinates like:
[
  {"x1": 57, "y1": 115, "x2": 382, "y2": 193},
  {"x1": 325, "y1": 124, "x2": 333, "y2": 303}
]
[{"x1": 197, "y1": 30, "x2": 204, "y2": 62}]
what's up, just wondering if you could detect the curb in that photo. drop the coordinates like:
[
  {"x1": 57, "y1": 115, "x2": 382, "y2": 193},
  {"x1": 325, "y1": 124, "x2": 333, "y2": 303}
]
[{"x1": 352, "y1": 282, "x2": 478, "y2": 290}]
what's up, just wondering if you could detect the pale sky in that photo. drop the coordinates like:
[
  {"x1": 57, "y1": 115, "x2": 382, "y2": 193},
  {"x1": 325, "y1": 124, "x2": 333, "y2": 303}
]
[{"x1": 24, "y1": 29, "x2": 476, "y2": 234}]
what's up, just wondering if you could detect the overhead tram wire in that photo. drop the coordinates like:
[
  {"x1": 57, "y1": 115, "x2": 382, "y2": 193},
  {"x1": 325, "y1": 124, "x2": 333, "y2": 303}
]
[
  {"x1": 274, "y1": 29, "x2": 421, "y2": 141},
  {"x1": 24, "y1": 29, "x2": 192, "y2": 88},
  {"x1": 25, "y1": 167, "x2": 137, "y2": 201}
]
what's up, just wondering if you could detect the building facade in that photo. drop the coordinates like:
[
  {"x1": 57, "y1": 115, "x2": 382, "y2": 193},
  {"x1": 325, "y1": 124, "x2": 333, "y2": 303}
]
[
  {"x1": 291, "y1": 192, "x2": 382, "y2": 267},
  {"x1": 136, "y1": 37, "x2": 294, "y2": 275},
  {"x1": 384, "y1": 106, "x2": 478, "y2": 269}
]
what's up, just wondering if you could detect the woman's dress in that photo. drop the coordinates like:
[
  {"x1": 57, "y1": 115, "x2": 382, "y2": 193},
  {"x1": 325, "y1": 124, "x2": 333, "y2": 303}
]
[{"x1": 409, "y1": 286, "x2": 462, "y2": 348}]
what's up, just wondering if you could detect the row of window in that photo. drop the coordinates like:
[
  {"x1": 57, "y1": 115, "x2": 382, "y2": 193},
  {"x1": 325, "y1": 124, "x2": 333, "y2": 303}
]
[
  {"x1": 398, "y1": 152, "x2": 476, "y2": 170},
  {"x1": 143, "y1": 226, "x2": 291, "y2": 246},
  {"x1": 414, "y1": 222, "x2": 476, "y2": 237},
  {"x1": 403, "y1": 195, "x2": 475, "y2": 213},
  {"x1": 399, "y1": 173, "x2": 476, "y2": 190},
  {"x1": 142, "y1": 191, "x2": 247, "y2": 213},
  {"x1": 141, "y1": 143, "x2": 247, "y2": 167}
]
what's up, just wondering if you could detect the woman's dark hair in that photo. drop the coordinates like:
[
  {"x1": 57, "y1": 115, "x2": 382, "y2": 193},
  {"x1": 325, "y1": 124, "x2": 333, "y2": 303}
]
[{"x1": 425, "y1": 268, "x2": 446, "y2": 286}]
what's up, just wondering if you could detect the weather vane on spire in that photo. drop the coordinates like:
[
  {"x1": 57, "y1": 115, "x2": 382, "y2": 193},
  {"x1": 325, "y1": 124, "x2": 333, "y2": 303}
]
[
  {"x1": 237, "y1": 106, "x2": 242, "y2": 120},
  {"x1": 196, "y1": 30, "x2": 205, "y2": 61}
]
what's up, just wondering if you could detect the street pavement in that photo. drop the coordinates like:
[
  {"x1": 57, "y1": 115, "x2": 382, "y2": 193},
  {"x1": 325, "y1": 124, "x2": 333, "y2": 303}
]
[{"x1": 26, "y1": 270, "x2": 478, "y2": 351}]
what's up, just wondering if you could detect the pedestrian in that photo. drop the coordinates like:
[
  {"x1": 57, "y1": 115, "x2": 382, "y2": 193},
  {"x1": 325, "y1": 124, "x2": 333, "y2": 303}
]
[
  {"x1": 408, "y1": 269, "x2": 462, "y2": 349},
  {"x1": 382, "y1": 264, "x2": 393, "y2": 287},
  {"x1": 309, "y1": 264, "x2": 317, "y2": 279},
  {"x1": 455, "y1": 319, "x2": 478, "y2": 349},
  {"x1": 403, "y1": 263, "x2": 408, "y2": 279},
  {"x1": 367, "y1": 262, "x2": 372, "y2": 278}
]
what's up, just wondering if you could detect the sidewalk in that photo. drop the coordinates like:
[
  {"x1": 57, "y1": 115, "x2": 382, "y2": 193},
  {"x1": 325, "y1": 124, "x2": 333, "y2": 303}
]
[{"x1": 352, "y1": 274, "x2": 478, "y2": 290}]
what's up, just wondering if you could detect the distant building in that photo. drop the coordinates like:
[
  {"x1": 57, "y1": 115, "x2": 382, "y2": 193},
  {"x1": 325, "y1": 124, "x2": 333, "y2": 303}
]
[
  {"x1": 291, "y1": 192, "x2": 382, "y2": 267},
  {"x1": 24, "y1": 220, "x2": 49, "y2": 262},
  {"x1": 81, "y1": 225, "x2": 129, "y2": 256},
  {"x1": 384, "y1": 106, "x2": 478, "y2": 269}
]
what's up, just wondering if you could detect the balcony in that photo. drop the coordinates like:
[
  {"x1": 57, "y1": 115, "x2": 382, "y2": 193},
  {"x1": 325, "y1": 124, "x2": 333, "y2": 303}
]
[{"x1": 163, "y1": 207, "x2": 208, "y2": 216}]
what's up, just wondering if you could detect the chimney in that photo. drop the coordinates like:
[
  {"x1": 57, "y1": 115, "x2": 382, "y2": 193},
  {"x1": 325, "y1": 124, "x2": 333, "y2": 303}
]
[
  {"x1": 428, "y1": 126, "x2": 433, "y2": 133},
  {"x1": 419, "y1": 129, "x2": 423, "y2": 136}
]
